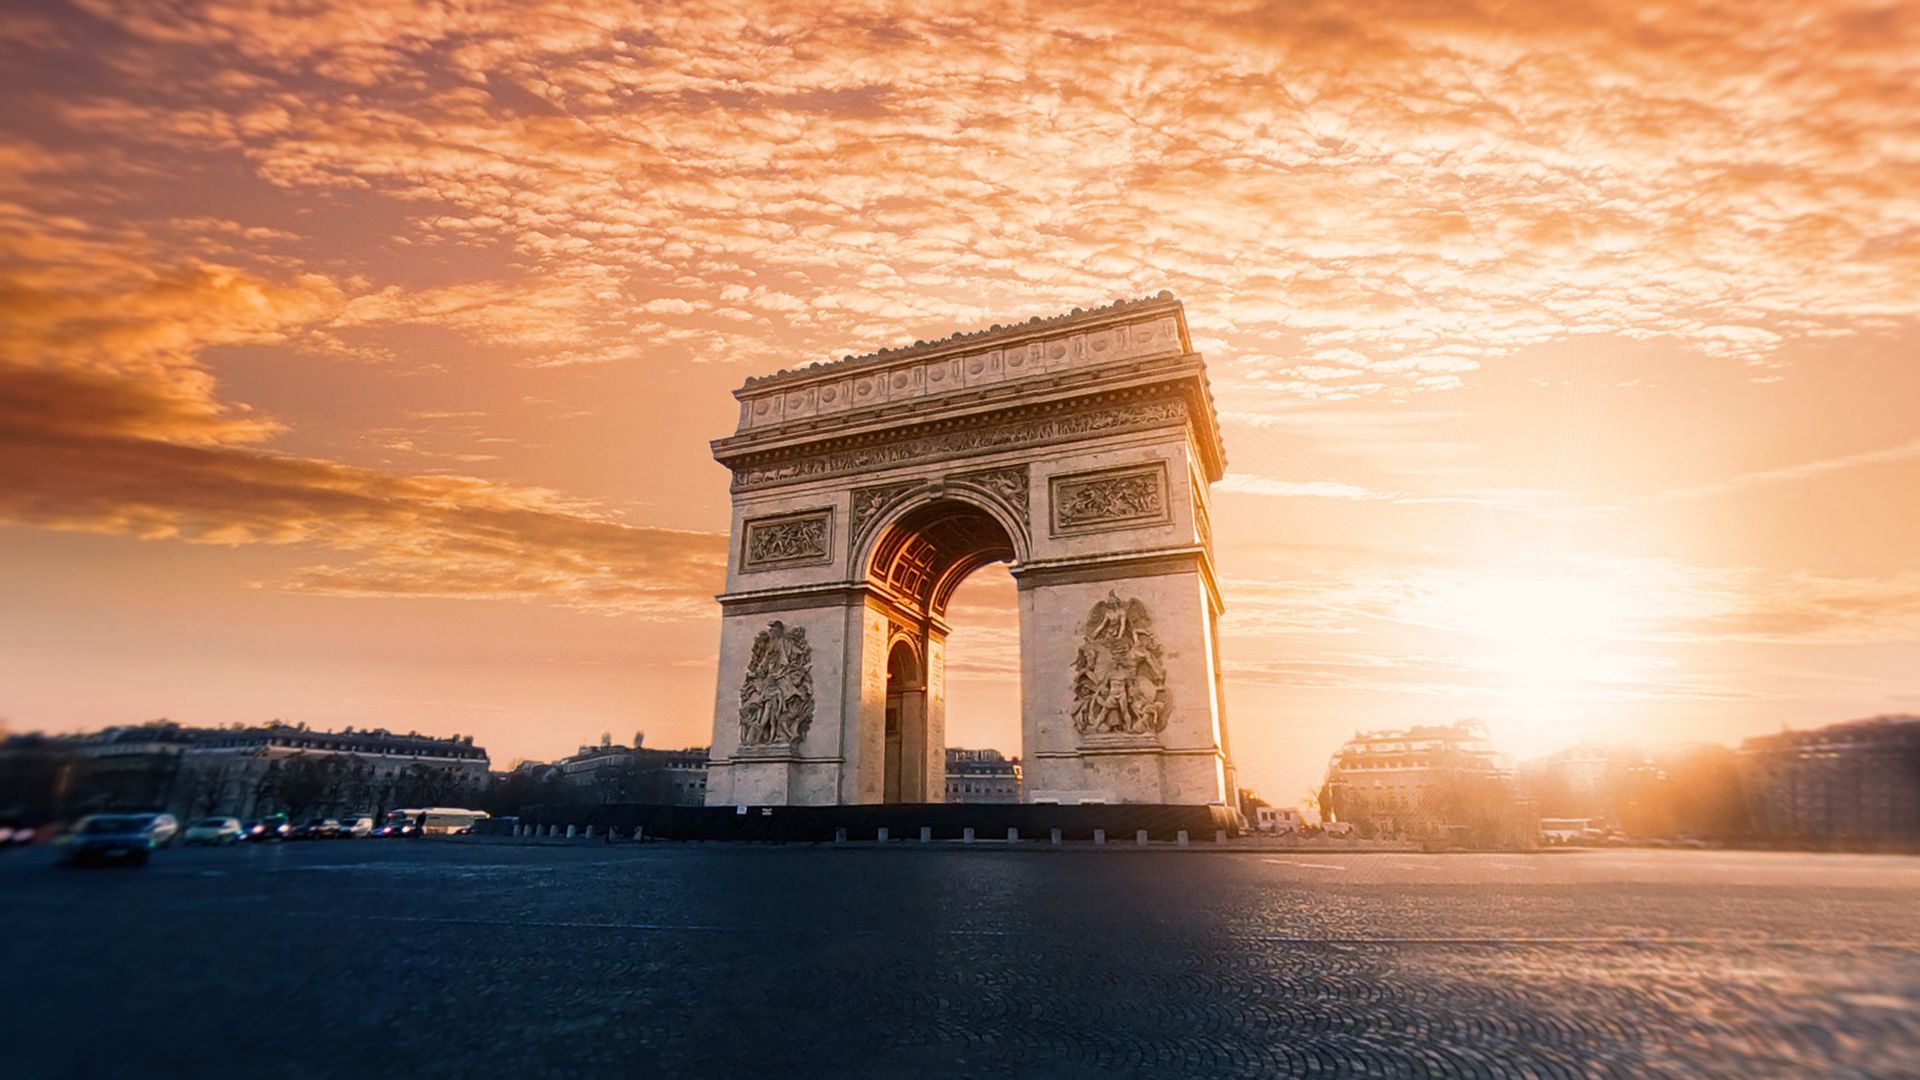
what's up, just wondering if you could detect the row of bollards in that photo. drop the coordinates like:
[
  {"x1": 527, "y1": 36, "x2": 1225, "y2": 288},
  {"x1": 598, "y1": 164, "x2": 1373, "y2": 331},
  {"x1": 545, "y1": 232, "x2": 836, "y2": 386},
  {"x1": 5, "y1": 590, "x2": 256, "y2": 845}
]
[
  {"x1": 513, "y1": 822, "x2": 1232, "y2": 846},
  {"x1": 511, "y1": 823, "x2": 644, "y2": 841},
  {"x1": 823, "y1": 826, "x2": 1225, "y2": 846}
]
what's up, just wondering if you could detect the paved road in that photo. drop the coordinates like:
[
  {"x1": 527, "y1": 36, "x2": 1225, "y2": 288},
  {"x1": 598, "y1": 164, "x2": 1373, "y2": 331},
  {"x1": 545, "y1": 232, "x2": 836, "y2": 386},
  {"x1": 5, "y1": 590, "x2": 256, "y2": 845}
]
[{"x1": 3, "y1": 841, "x2": 1917, "y2": 1078}]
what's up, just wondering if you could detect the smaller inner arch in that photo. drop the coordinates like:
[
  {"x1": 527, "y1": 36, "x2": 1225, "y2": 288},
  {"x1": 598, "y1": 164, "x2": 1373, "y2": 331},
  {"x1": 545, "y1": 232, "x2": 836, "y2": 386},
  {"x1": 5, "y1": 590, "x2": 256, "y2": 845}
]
[{"x1": 866, "y1": 499, "x2": 1016, "y2": 619}]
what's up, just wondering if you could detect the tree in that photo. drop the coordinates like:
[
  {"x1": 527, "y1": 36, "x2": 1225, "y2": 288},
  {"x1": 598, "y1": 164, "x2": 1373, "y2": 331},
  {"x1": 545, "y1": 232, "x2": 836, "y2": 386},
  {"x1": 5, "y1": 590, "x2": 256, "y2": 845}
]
[{"x1": 259, "y1": 754, "x2": 352, "y2": 819}]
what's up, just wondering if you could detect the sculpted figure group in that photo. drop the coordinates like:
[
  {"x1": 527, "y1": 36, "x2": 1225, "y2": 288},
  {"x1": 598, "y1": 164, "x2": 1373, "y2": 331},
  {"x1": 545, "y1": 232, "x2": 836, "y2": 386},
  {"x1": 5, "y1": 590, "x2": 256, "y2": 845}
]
[
  {"x1": 1071, "y1": 592, "x2": 1170, "y2": 736},
  {"x1": 738, "y1": 620, "x2": 815, "y2": 745}
]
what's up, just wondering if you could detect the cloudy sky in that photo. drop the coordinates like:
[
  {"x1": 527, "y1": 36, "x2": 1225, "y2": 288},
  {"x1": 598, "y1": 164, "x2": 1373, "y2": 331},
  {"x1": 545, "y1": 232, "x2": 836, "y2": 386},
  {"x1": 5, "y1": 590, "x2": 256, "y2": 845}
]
[{"x1": 2, "y1": 0, "x2": 1916, "y2": 805}]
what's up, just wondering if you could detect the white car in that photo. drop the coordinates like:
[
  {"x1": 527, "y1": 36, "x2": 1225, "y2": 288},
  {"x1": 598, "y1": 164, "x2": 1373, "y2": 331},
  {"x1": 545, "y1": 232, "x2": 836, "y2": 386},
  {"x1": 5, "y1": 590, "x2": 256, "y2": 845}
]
[
  {"x1": 337, "y1": 815, "x2": 375, "y2": 838},
  {"x1": 182, "y1": 816, "x2": 244, "y2": 845}
]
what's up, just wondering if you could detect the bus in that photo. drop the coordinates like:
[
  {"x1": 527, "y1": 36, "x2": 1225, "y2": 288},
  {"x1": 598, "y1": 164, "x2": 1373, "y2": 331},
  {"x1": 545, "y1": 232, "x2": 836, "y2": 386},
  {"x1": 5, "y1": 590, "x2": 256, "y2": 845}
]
[{"x1": 379, "y1": 807, "x2": 489, "y2": 836}]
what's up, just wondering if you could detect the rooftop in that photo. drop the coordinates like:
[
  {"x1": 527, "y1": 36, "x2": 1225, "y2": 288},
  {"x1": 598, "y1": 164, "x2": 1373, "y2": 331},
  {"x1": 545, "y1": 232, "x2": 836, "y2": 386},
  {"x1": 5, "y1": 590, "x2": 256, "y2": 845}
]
[{"x1": 739, "y1": 291, "x2": 1185, "y2": 392}]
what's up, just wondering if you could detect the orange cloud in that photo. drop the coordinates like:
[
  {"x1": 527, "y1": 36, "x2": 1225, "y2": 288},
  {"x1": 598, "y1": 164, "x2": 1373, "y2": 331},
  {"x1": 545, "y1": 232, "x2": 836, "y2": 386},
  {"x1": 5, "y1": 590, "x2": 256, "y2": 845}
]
[
  {"x1": 0, "y1": 364, "x2": 725, "y2": 613},
  {"x1": 30, "y1": 0, "x2": 1912, "y2": 397}
]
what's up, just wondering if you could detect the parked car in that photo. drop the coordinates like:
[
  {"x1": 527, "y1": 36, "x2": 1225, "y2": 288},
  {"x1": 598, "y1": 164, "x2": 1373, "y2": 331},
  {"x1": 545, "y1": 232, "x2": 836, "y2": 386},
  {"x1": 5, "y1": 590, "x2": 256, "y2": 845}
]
[
  {"x1": 129, "y1": 812, "x2": 179, "y2": 847},
  {"x1": 289, "y1": 818, "x2": 340, "y2": 840},
  {"x1": 337, "y1": 815, "x2": 375, "y2": 839},
  {"x1": 57, "y1": 814, "x2": 168, "y2": 866},
  {"x1": 244, "y1": 815, "x2": 291, "y2": 842},
  {"x1": 0, "y1": 820, "x2": 42, "y2": 848},
  {"x1": 183, "y1": 817, "x2": 244, "y2": 846}
]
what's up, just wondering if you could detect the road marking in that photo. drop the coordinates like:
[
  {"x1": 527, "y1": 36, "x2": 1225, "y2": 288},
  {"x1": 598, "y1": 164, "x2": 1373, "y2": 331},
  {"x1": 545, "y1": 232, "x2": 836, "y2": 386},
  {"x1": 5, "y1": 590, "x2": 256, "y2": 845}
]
[{"x1": 1263, "y1": 858, "x2": 1348, "y2": 870}]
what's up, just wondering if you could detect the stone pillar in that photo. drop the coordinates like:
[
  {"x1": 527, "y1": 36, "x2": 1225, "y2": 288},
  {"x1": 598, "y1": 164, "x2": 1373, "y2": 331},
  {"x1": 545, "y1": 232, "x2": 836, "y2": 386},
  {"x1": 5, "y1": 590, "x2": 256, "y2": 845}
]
[
  {"x1": 705, "y1": 601, "x2": 870, "y2": 807},
  {"x1": 1016, "y1": 560, "x2": 1229, "y2": 806}
]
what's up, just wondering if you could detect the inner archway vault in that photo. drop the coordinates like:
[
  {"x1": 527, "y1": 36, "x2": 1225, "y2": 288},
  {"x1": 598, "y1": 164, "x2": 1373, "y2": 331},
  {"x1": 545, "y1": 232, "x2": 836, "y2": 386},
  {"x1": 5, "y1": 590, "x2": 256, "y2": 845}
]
[{"x1": 866, "y1": 498, "x2": 1017, "y2": 622}]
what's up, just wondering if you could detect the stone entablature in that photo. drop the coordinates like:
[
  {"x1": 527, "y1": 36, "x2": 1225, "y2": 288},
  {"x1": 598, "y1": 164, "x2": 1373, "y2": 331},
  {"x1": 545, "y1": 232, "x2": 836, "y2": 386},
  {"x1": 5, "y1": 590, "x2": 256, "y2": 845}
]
[{"x1": 732, "y1": 293, "x2": 1190, "y2": 434}]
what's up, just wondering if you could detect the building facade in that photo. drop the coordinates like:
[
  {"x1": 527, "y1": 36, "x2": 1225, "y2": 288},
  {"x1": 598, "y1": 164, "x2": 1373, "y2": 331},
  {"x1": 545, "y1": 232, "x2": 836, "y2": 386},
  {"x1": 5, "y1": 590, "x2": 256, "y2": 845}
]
[
  {"x1": 553, "y1": 735, "x2": 710, "y2": 806},
  {"x1": 943, "y1": 748, "x2": 1022, "y2": 803},
  {"x1": 1318, "y1": 720, "x2": 1514, "y2": 840},
  {"x1": 177, "y1": 723, "x2": 491, "y2": 819},
  {"x1": 1741, "y1": 716, "x2": 1920, "y2": 846}
]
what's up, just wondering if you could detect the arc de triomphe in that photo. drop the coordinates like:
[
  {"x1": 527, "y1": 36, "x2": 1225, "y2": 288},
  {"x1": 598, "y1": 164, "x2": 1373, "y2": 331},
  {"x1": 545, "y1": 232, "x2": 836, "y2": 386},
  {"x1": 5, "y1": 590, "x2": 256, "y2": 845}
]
[{"x1": 704, "y1": 292, "x2": 1235, "y2": 808}]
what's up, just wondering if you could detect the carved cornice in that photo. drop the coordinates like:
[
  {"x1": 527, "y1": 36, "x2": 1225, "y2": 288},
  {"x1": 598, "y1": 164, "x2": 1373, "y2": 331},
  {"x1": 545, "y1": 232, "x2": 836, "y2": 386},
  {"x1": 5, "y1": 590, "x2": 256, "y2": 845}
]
[
  {"x1": 726, "y1": 388, "x2": 1197, "y2": 492},
  {"x1": 737, "y1": 292, "x2": 1187, "y2": 395}
]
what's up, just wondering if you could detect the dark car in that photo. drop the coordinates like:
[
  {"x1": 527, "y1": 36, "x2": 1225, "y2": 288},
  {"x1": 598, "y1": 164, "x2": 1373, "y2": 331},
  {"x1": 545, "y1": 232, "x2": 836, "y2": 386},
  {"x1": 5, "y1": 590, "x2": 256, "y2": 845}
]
[
  {"x1": 0, "y1": 820, "x2": 43, "y2": 848},
  {"x1": 289, "y1": 818, "x2": 340, "y2": 840},
  {"x1": 372, "y1": 815, "x2": 420, "y2": 838},
  {"x1": 244, "y1": 815, "x2": 291, "y2": 842},
  {"x1": 58, "y1": 814, "x2": 166, "y2": 866}
]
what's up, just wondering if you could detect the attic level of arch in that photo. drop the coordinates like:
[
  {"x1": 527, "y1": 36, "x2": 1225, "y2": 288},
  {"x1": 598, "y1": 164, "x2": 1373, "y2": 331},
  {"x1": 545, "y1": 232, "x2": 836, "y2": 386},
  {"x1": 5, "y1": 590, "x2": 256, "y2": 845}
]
[{"x1": 715, "y1": 380, "x2": 1226, "y2": 495}]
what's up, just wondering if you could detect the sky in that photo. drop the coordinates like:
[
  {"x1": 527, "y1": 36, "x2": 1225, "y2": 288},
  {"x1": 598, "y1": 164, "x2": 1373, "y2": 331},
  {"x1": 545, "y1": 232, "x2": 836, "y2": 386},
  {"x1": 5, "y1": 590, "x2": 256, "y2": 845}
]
[{"x1": 2, "y1": 0, "x2": 1916, "y2": 807}]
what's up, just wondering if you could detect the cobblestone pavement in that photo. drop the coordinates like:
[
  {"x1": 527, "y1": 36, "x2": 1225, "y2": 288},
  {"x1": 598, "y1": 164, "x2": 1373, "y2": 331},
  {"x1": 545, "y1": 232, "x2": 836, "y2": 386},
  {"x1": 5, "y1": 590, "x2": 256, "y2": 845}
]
[{"x1": 3, "y1": 841, "x2": 1918, "y2": 1079}]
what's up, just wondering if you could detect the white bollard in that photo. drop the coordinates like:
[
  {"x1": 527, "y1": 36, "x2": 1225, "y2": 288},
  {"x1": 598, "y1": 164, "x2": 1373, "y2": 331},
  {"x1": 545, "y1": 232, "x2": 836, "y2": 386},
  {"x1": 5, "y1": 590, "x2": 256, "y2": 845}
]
[
  {"x1": 877, "y1": 827, "x2": 889, "y2": 843},
  {"x1": 1177, "y1": 830, "x2": 1190, "y2": 847},
  {"x1": 1050, "y1": 828, "x2": 1062, "y2": 845},
  {"x1": 566, "y1": 825, "x2": 577, "y2": 839},
  {"x1": 1136, "y1": 829, "x2": 1149, "y2": 846},
  {"x1": 1007, "y1": 827, "x2": 1019, "y2": 843},
  {"x1": 585, "y1": 825, "x2": 596, "y2": 839},
  {"x1": 834, "y1": 827, "x2": 847, "y2": 843},
  {"x1": 919, "y1": 826, "x2": 932, "y2": 843},
  {"x1": 963, "y1": 827, "x2": 975, "y2": 843},
  {"x1": 1215, "y1": 829, "x2": 1228, "y2": 844},
  {"x1": 1094, "y1": 829, "x2": 1106, "y2": 845}
]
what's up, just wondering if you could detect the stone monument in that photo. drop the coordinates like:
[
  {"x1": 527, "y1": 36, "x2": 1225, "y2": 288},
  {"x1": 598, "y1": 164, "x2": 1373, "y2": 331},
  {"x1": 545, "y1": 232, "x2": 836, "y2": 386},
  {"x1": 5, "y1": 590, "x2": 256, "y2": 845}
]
[{"x1": 703, "y1": 292, "x2": 1235, "y2": 807}]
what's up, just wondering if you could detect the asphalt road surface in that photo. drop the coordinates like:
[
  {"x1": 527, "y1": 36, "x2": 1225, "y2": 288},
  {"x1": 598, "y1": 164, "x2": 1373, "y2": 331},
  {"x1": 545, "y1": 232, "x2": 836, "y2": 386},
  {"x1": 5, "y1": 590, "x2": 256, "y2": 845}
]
[{"x1": 3, "y1": 839, "x2": 1917, "y2": 1078}]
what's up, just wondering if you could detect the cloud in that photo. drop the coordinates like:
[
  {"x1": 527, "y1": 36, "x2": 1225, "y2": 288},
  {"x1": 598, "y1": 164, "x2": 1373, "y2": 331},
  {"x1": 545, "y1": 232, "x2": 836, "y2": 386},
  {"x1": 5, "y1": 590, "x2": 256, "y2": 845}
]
[
  {"x1": 1637, "y1": 437, "x2": 1920, "y2": 505},
  {"x1": 0, "y1": 207, "x2": 726, "y2": 614},
  {"x1": 1217, "y1": 472, "x2": 1565, "y2": 510},
  {"x1": 1217, "y1": 476, "x2": 1382, "y2": 501},
  {"x1": 20, "y1": 0, "x2": 1913, "y2": 392},
  {"x1": 0, "y1": 365, "x2": 725, "y2": 614}
]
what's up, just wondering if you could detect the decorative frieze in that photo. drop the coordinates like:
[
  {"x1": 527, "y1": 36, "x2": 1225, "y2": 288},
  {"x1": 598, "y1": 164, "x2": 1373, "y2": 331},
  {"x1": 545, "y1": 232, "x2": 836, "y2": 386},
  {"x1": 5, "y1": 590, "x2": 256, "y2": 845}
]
[
  {"x1": 735, "y1": 310, "x2": 1183, "y2": 431},
  {"x1": 739, "y1": 620, "x2": 815, "y2": 745},
  {"x1": 849, "y1": 481, "x2": 918, "y2": 550},
  {"x1": 1049, "y1": 463, "x2": 1170, "y2": 534},
  {"x1": 741, "y1": 509, "x2": 832, "y2": 571},
  {"x1": 1071, "y1": 592, "x2": 1170, "y2": 736},
  {"x1": 955, "y1": 465, "x2": 1030, "y2": 530},
  {"x1": 733, "y1": 398, "x2": 1187, "y2": 490}
]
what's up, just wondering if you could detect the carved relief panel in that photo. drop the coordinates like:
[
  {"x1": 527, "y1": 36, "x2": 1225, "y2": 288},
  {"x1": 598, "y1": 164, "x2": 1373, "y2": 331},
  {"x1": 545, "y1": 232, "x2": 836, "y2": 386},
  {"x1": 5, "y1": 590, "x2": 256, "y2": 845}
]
[
  {"x1": 740, "y1": 509, "x2": 832, "y2": 571},
  {"x1": 1048, "y1": 462, "x2": 1171, "y2": 535}
]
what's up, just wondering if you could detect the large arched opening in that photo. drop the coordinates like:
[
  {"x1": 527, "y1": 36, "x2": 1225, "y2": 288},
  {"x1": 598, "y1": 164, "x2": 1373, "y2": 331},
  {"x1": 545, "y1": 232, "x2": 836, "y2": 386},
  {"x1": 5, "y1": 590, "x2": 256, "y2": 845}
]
[{"x1": 864, "y1": 496, "x2": 1020, "y2": 803}]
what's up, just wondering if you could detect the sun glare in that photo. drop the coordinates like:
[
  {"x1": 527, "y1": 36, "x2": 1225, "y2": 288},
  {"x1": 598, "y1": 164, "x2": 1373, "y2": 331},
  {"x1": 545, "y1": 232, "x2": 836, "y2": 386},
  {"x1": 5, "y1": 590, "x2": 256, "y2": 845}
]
[{"x1": 1414, "y1": 566, "x2": 1660, "y2": 758}]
